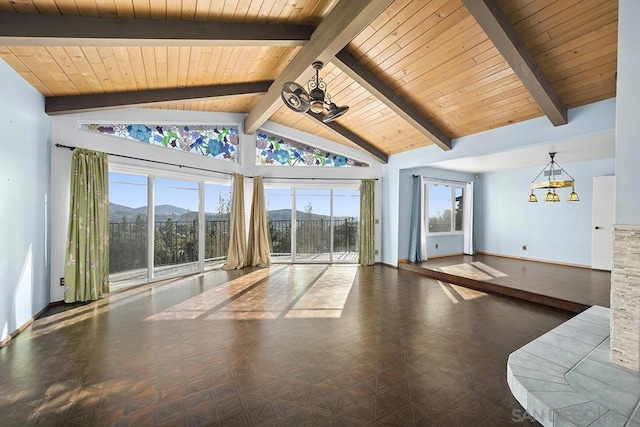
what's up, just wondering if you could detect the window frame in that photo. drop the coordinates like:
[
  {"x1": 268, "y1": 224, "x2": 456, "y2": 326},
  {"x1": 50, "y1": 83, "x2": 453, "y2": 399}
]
[
  {"x1": 424, "y1": 180, "x2": 464, "y2": 236},
  {"x1": 107, "y1": 160, "x2": 232, "y2": 290}
]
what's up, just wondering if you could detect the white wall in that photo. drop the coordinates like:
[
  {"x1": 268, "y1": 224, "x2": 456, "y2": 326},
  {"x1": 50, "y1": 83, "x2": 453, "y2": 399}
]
[
  {"x1": 397, "y1": 166, "x2": 474, "y2": 260},
  {"x1": 381, "y1": 98, "x2": 616, "y2": 266},
  {"x1": 475, "y1": 158, "x2": 615, "y2": 266},
  {"x1": 50, "y1": 109, "x2": 383, "y2": 301},
  {"x1": 616, "y1": 0, "x2": 640, "y2": 225},
  {"x1": 0, "y1": 59, "x2": 51, "y2": 343}
]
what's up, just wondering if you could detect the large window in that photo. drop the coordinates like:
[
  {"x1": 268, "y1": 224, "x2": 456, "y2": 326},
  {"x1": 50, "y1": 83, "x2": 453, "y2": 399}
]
[
  {"x1": 204, "y1": 183, "x2": 231, "y2": 267},
  {"x1": 153, "y1": 178, "x2": 199, "y2": 278},
  {"x1": 426, "y1": 182, "x2": 464, "y2": 234},
  {"x1": 265, "y1": 188, "x2": 293, "y2": 262},
  {"x1": 108, "y1": 169, "x2": 231, "y2": 287},
  {"x1": 265, "y1": 185, "x2": 360, "y2": 263},
  {"x1": 109, "y1": 173, "x2": 148, "y2": 282}
]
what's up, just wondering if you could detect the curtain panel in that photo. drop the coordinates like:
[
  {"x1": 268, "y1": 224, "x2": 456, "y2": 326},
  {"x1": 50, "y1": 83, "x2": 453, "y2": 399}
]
[
  {"x1": 245, "y1": 176, "x2": 271, "y2": 267},
  {"x1": 64, "y1": 149, "x2": 110, "y2": 303},
  {"x1": 359, "y1": 179, "x2": 375, "y2": 266},
  {"x1": 223, "y1": 173, "x2": 246, "y2": 270},
  {"x1": 463, "y1": 181, "x2": 475, "y2": 255},
  {"x1": 408, "y1": 175, "x2": 427, "y2": 263}
]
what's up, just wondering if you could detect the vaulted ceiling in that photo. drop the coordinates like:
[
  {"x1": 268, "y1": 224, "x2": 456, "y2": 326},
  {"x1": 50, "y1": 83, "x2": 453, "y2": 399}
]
[{"x1": 0, "y1": 0, "x2": 617, "y2": 163}]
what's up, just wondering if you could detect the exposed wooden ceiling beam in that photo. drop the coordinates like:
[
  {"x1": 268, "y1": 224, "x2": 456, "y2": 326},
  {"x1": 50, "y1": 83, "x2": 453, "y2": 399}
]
[
  {"x1": 462, "y1": 0, "x2": 567, "y2": 126},
  {"x1": 0, "y1": 13, "x2": 314, "y2": 47},
  {"x1": 334, "y1": 50, "x2": 452, "y2": 151},
  {"x1": 45, "y1": 82, "x2": 273, "y2": 114},
  {"x1": 306, "y1": 112, "x2": 388, "y2": 164},
  {"x1": 244, "y1": 0, "x2": 395, "y2": 134}
]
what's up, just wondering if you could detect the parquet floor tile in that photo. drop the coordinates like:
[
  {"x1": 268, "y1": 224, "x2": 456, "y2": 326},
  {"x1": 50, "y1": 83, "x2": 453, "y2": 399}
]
[{"x1": 0, "y1": 265, "x2": 572, "y2": 426}]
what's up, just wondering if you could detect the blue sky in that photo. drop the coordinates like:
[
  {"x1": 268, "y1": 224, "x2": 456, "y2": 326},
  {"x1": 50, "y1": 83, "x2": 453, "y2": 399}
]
[
  {"x1": 427, "y1": 184, "x2": 463, "y2": 217},
  {"x1": 109, "y1": 173, "x2": 360, "y2": 217}
]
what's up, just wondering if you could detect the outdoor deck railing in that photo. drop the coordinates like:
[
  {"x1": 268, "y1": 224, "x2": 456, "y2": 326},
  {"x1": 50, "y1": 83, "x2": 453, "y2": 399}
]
[{"x1": 109, "y1": 218, "x2": 359, "y2": 274}]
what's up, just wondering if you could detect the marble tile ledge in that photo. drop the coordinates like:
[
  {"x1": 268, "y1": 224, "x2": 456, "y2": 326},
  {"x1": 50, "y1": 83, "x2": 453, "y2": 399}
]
[{"x1": 507, "y1": 306, "x2": 640, "y2": 427}]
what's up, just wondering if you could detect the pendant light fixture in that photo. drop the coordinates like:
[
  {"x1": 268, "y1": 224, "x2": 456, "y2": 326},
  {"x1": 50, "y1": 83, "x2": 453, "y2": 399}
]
[
  {"x1": 280, "y1": 61, "x2": 349, "y2": 123},
  {"x1": 528, "y1": 152, "x2": 579, "y2": 203}
]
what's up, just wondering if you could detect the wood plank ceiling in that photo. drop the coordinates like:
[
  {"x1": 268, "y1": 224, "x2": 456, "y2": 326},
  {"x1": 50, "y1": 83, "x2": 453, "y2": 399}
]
[{"x1": 0, "y1": 0, "x2": 617, "y2": 160}]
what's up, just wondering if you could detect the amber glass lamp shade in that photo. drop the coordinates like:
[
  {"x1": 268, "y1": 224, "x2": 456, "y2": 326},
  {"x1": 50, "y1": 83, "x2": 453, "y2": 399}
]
[
  {"x1": 568, "y1": 187, "x2": 580, "y2": 202},
  {"x1": 544, "y1": 190, "x2": 555, "y2": 202}
]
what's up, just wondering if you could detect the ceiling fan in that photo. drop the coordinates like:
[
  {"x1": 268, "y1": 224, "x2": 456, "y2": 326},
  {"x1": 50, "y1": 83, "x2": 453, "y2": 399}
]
[{"x1": 280, "y1": 61, "x2": 349, "y2": 123}]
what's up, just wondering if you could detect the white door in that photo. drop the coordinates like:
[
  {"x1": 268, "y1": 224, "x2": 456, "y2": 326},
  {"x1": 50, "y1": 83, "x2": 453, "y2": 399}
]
[{"x1": 591, "y1": 176, "x2": 615, "y2": 271}]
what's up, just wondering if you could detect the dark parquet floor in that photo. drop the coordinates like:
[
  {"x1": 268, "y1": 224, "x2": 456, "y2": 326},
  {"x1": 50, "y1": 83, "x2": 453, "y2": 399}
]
[{"x1": 0, "y1": 265, "x2": 573, "y2": 426}]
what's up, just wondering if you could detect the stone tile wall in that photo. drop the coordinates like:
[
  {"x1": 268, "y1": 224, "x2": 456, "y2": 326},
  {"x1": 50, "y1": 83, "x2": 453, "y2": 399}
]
[{"x1": 611, "y1": 225, "x2": 640, "y2": 371}]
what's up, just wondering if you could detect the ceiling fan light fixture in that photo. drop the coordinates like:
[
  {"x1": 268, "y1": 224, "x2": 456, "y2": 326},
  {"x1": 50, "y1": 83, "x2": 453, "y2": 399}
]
[
  {"x1": 280, "y1": 82, "x2": 310, "y2": 113},
  {"x1": 280, "y1": 61, "x2": 349, "y2": 121},
  {"x1": 323, "y1": 103, "x2": 349, "y2": 123}
]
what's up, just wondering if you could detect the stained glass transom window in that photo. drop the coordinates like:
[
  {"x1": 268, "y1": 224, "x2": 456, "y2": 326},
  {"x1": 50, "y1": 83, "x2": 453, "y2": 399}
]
[
  {"x1": 256, "y1": 130, "x2": 369, "y2": 167},
  {"x1": 81, "y1": 123, "x2": 239, "y2": 163}
]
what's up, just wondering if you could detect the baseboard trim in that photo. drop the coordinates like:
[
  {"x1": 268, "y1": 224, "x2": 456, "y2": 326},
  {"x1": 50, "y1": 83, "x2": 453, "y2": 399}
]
[
  {"x1": 0, "y1": 303, "x2": 50, "y2": 348},
  {"x1": 476, "y1": 251, "x2": 591, "y2": 269},
  {"x1": 376, "y1": 262, "x2": 398, "y2": 269},
  {"x1": 398, "y1": 253, "x2": 464, "y2": 264},
  {"x1": 425, "y1": 252, "x2": 464, "y2": 259}
]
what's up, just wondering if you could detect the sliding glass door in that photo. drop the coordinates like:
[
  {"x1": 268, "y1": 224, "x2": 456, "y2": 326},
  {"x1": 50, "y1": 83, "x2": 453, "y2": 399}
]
[
  {"x1": 108, "y1": 173, "x2": 148, "y2": 282},
  {"x1": 332, "y1": 189, "x2": 360, "y2": 262},
  {"x1": 204, "y1": 183, "x2": 231, "y2": 268},
  {"x1": 265, "y1": 187, "x2": 293, "y2": 262},
  {"x1": 153, "y1": 178, "x2": 199, "y2": 278},
  {"x1": 295, "y1": 189, "x2": 331, "y2": 261},
  {"x1": 265, "y1": 185, "x2": 359, "y2": 264},
  {"x1": 108, "y1": 169, "x2": 231, "y2": 287}
]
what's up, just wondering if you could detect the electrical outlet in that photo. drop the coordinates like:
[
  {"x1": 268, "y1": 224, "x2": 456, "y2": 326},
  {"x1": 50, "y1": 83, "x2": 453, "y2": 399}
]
[
  {"x1": 60, "y1": 277, "x2": 65, "y2": 286},
  {"x1": 374, "y1": 249, "x2": 379, "y2": 255},
  {"x1": 435, "y1": 243, "x2": 439, "y2": 249},
  {"x1": 375, "y1": 219, "x2": 380, "y2": 225},
  {"x1": 522, "y1": 245, "x2": 527, "y2": 251}
]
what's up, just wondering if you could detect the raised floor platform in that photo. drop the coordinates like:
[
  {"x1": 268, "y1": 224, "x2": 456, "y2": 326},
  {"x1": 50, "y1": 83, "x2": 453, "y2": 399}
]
[
  {"x1": 399, "y1": 254, "x2": 611, "y2": 313},
  {"x1": 507, "y1": 306, "x2": 640, "y2": 427}
]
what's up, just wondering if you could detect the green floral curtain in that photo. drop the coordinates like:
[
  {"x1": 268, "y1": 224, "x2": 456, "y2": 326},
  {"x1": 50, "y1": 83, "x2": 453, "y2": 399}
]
[
  {"x1": 64, "y1": 149, "x2": 110, "y2": 302},
  {"x1": 223, "y1": 173, "x2": 246, "y2": 270},
  {"x1": 359, "y1": 179, "x2": 375, "y2": 266}
]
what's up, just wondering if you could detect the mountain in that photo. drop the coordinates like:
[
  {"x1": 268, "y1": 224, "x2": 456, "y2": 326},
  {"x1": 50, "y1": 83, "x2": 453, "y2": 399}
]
[
  {"x1": 267, "y1": 209, "x2": 332, "y2": 221},
  {"x1": 154, "y1": 204, "x2": 188, "y2": 216},
  {"x1": 109, "y1": 203, "x2": 192, "y2": 223},
  {"x1": 109, "y1": 204, "x2": 354, "y2": 223}
]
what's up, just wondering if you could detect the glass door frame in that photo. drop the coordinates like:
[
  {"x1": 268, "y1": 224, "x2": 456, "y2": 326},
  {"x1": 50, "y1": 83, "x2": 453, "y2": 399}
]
[
  {"x1": 291, "y1": 187, "x2": 334, "y2": 263},
  {"x1": 264, "y1": 181, "x2": 360, "y2": 265},
  {"x1": 108, "y1": 162, "x2": 232, "y2": 289}
]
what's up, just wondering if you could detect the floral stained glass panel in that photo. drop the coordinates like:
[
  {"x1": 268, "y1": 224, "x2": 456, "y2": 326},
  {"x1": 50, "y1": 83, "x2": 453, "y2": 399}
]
[
  {"x1": 256, "y1": 131, "x2": 369, "y2": 167},
  {"x1": 81, "y1": 124, "x2": 239, "y2": 163}
]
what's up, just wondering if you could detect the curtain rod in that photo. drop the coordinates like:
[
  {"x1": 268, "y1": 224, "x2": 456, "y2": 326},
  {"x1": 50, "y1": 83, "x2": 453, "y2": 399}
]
[
  {"x1": 55, "y1": 143, "x2": 240, "y2": 177},
  {"x1": 55, "y1": 144, "x2": 377, "y2": 181},
  {"x1": 413, "y1": 174, "x2": 470, "y2": 185},
  {"x1": 264, "y1": 177, "x2": 378, "y2": 181}
]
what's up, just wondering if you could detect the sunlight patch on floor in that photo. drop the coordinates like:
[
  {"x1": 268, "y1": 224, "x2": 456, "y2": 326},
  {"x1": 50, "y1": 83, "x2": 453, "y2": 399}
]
[
  {"x1": 437, "y1": 280, "x2": 487, "y2": 303},
  {"x1": 437, "y1": 281, "x2": 460, "y2": 304},
  {"x1": 471, "y1": 262, "x2": 508, "y2": 278},
  {"x1": 285, "y1": 265, "x2": 358, "y2": 319},
  {"x1": 450, "y1": 284, "x2": 488, "y2": 300},
  {"x1": 144, "y1": 265, "x2": 358, "y2": 321},
  {"x1": 145, "y1": 266, "x2": 283, "y2": 321},
  {"x1": 439, "y1": 262, "x2": 508, "y2": 281}
]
